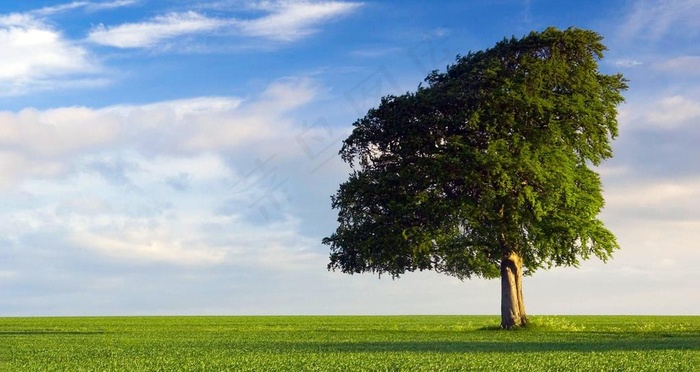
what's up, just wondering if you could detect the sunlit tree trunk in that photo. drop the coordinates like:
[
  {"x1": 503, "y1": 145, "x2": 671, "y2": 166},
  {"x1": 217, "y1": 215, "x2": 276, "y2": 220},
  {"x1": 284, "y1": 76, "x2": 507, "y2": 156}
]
[{"x1": 500, "y1": 251, "x2": 528, "y2": 329}]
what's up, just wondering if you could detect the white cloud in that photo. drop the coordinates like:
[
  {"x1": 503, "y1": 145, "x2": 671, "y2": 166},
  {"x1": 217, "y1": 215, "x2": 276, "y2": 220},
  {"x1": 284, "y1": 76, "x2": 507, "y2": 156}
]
[
  {"x1": 647, "y1": 95, "x2": 700, "y2": 128},
  {"x1": 135, "y1": 153, "x2": 232, "y2": 183},
  {"x1": 88, "y1": 11, "x2": 227, "y2": 48},
  {"x1": 58, "y1": 196, "x2": 113, "y2": 216},
  {"x1": 0, "y1": 151, "x2": 73, "y2": 187},
  {"x1": 350, "y1": 46, "x2": 403, "y2": 58},
  {"x1": 0, "y1": 78, "x2": 330, "y2": 268},
  {"x1": 72, "y1": 224, "x2": 229, "y2": 266},
  {"x1": 32, "y1": 0, "x2": 137, "y2": 16},
  {"x1": 0, "y1": 14, "x2": 98, "y2": 93},
  {"x1": 0, "y1": 271, "x2": 17, "y2": 280},
  {"x1": 0, "y1": 107, "x2": 122, "y2": 158},
  {"x1": 605, "y1": 178, "x2": 700, "y2": 210},
  {"x1": 3, "y1": 163, "x2": 322, "y2": 267},
  {"x1": 618, "y1": 94, "x2": 700, "y2": 131},
  {"x1": 612, "y1": 59, "x2": 643, "y2": 68},
  {"x1": 620, "y1": 0, "x2": 700, "y2": 40},
  {"x1": 87, "y1": 1, "x2": 363, "y2": 48},
  {"x1": 237, "y1": 1, "x2": 363, "y2": 41},
  {"x1": 0, "y1": 78, "x2": 318, "y2": 187},
  {"x1": 656, "y1": 56, "x2": 700, "y2": 75}
]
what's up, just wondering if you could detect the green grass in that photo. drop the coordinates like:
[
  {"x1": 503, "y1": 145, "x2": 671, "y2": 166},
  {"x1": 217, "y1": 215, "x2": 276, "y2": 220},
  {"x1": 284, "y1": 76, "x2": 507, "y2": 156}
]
[{"x1": 0, "y1": 315, "x2": 698, "y2": 371}]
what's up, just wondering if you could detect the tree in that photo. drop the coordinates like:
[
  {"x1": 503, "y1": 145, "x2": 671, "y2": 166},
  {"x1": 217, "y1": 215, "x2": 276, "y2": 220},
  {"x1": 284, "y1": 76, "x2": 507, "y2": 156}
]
[{"x1": 322, "y1": 27, "x2": 628, "y2": 329}]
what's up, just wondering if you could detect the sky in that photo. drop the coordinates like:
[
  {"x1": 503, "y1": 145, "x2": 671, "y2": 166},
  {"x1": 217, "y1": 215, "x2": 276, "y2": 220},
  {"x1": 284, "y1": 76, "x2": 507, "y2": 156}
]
[{"x1": 0, "y1": 0, "x2": 698, "y2": 316}]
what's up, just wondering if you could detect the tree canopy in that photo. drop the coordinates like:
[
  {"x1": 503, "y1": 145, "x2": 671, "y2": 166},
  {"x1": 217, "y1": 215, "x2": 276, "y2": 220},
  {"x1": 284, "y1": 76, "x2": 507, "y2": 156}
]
[{"x1": 323, "y1": 27, "x2": 627, "y2": 307}]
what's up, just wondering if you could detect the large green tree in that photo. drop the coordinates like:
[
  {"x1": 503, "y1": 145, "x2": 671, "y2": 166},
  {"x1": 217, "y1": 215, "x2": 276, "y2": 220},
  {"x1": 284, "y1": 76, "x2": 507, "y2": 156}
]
[{"x1": 323, "y1": 27, "x2": 627, "y2": 328}]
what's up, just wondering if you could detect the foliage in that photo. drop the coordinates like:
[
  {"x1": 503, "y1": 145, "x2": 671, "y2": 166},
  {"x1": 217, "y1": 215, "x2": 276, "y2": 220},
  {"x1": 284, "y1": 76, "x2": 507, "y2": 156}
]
[
  {"x1": 324, "y1": 27, "x2": 627, "y2": 279},
  {"x1": 0, "y1": 316, "x2": 698, "y2": 371}
]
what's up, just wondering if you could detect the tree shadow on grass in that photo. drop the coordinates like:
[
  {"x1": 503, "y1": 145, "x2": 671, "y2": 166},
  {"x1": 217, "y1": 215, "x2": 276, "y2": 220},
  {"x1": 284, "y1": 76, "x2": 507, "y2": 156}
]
[
  {"x1": 270, "y1": 337, "x2": 700, "y2": 353},
  {"x1": 0, "y1": 330, "x2": 106, "y2": 336}
]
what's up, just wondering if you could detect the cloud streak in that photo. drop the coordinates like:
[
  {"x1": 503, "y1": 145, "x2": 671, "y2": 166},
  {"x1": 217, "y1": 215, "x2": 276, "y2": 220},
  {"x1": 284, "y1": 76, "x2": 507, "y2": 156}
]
[
  {"x1": 237, "y1": 1, "x2": 363, "y2": 42},
  {"x1": 646, "y1": 95, "x2": 700, "y2": 128},
  {"x1": 619, "y1": 0, "x2": 700, "y2": 40},
  {"x1": 88, "y1": 1, "x2": 363, "y2": 48},
  {"x1": 655, "y1": 56, "x2": 700, "y2": 75},
  {"x1": 88, "y1": 11, "x2": 227, "y2": 48},
  {"x1": 31, "y1": 0, "x2": 137, "y2": 16}
]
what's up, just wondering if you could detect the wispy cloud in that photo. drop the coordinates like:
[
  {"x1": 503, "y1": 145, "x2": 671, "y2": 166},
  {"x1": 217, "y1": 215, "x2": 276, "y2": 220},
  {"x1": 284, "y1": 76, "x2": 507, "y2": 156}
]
[
  {"x1": 31, "y1": 0, "x2": 137, "y2": 16},
  {"x1": 646, "y1": 95, "x2": 700, "y2": 129},
  {"x1": 606, "y1": 178, "x2": 700, "y2": 211},
  {"x1": 349, "y1": 46, "x2": 403, "y2": 58},
  {"x1": 619, "y1": 0, "x2": 700, "y2": 40},
  {"x1": 0, "y1": 14, "x2": 100, "y2": 94},
  {"x1": 88, "y1": 1, "x2": 363, "y2": 49},
  {"x1": 237, "y1": 1, "x2": 363, "y2": 42},
  {"x1": 88, "y1": 11, "x2": 226, "y2": 48},
  {"x1": 611, "y1": 59, "x2": 643, "y2": 68},
  {"x1": 655, "y1": 56, "x2": 700, "y2": 75},
  {"x1": 617, "y1": 87, "x2": 700, "y2": 133}
]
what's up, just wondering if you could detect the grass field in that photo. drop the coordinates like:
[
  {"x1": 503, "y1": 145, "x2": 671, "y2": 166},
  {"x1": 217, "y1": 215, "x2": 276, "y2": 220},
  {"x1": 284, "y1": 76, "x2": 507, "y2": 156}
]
[{"x1": 0, "y1": 315, "x2": 698, "y2": 371}]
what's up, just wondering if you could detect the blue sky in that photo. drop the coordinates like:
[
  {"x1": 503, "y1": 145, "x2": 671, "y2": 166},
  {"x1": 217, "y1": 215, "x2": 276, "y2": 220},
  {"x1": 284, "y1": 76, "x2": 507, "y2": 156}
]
[{"x1": 0, "y1": 0, "x2": 698, "y2": 316}]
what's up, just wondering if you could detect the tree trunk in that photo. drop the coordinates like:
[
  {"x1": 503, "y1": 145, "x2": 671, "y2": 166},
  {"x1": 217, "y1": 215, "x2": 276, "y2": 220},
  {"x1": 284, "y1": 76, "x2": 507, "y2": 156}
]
[{"x1": 500, "y1": 251, "x2": 527, "y2": 329}]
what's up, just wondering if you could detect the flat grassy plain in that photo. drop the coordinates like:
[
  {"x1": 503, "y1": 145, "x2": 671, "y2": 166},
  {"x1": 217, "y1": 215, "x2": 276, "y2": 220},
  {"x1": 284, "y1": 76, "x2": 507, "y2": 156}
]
[{"x1": 0, "y1": 315, "x2": 698, "y2": 371}]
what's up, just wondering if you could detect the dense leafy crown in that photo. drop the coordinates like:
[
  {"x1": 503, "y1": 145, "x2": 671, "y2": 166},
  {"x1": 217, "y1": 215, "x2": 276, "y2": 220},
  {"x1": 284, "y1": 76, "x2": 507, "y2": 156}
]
[{"x1": 323, "y1": 27, "x2": 628, "y2": 279}]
